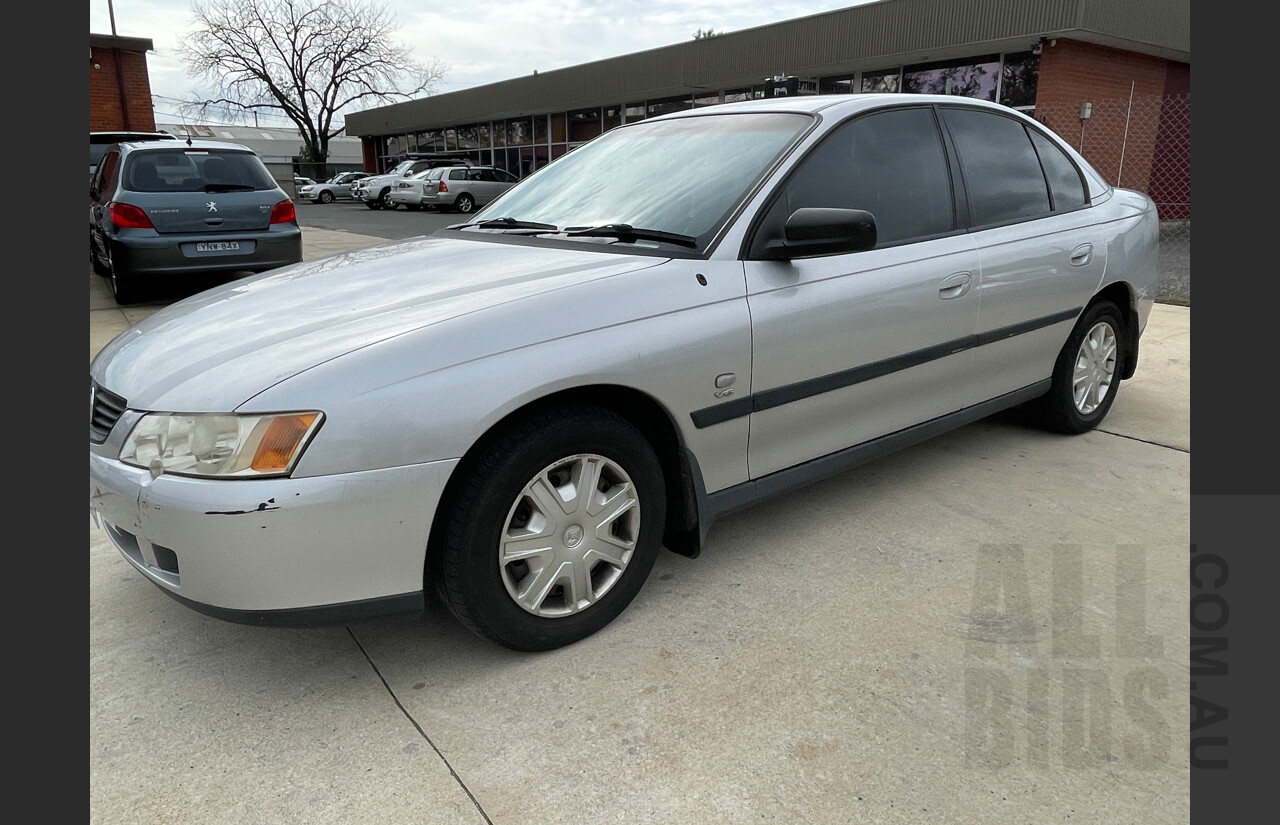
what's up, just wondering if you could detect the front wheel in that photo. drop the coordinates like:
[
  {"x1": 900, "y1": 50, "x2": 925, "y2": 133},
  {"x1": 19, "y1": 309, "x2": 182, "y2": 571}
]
[
  {"x1": 1026, "y1": 300, "x2": 1125, "y2": 434},
  {"x1": 436, "y1": 406, "x2": 666, "y2": 651},
  {"x1": 317, "y1": 190, "x2": 335, "y2": 204},
  {"x1": 364, "y1": 199, "x2": 382, "y2": 210},
  {"x1": 378, "y1": 189, "x2": 397, "y2": 210}
]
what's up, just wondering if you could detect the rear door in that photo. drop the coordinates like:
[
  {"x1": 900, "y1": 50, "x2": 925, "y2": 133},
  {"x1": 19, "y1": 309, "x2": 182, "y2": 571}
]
[{"x1": 937, "y1": 106, "x2": 1108, "y2": 406}]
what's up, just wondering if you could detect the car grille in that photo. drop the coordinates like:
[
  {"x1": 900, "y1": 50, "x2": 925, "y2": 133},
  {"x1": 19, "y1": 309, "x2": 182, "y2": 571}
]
[{"x1": 90, "y1": 380, "x2": 127, "y2": 444}]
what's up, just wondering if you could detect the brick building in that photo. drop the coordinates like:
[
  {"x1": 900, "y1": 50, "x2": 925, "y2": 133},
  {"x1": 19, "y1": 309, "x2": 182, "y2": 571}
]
[
  {"x1": 345, "y1": 0, "x2": 1190, "y2": 222},
  {"x1": 89, "y1": 33, "x2": 158, "y2": 133}
]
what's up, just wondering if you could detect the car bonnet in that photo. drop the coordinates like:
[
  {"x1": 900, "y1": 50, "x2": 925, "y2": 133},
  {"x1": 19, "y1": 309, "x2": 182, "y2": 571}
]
[{"x1": 91, "y1": 235, "x2": 667, "y2": 411}]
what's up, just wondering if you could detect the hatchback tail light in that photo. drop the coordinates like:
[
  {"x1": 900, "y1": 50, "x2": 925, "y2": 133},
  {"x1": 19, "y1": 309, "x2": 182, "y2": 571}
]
[
  {"x1": 107, "y1": 202, "x2": 154, "y2": 229},
  {"x1": 269, "y1": 199, "x2": 297, "y2": 225}
]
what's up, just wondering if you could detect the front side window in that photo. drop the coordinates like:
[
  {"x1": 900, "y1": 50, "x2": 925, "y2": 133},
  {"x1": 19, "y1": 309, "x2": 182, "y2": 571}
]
[
  {"x1": 940, "y1": 107, "x2": 1052, "y2": 225},
  {"x1": 773, "y1": 107, "x2": 955, "y2": 246}
]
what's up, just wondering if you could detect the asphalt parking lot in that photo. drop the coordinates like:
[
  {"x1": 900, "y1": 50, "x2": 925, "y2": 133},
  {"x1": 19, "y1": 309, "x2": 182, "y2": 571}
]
[{"x1": 90, "y1": 213, "x2": 1191, "y2": 824}]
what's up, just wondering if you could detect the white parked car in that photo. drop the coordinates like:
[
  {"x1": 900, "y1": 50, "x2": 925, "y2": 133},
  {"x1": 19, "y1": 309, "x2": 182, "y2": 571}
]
[
  {"x1": 89, "y1": 94, "x2": 1159, "y2": 651},
  {"x1": 352, "y1": 154, "x2": 473, "y2": 210},
  {"x1": 389, "y1": 166, "x2": 519, "y2": 213}
]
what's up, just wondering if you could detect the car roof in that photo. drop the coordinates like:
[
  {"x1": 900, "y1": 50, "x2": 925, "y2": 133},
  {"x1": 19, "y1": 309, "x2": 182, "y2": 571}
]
[
  {"x1": 91, "y1": 131, "x2": 178, "y2": 144},
  {"x1": 120, "y1": 138, "x2": 256, "y2": 154},
  {"x1": 652, "y1": 92, "x2": 1022, "y2": 120}
]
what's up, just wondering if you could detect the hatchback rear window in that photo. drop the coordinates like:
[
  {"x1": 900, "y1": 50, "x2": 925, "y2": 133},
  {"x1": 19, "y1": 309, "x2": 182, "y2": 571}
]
[{"x1": 124, "y1": 150, "x2": 277, "y2": 193}]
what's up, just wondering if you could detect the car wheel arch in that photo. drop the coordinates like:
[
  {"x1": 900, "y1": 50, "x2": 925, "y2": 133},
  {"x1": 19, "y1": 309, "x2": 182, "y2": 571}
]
[
  {"x1": 424, "y1": 384, "x2": 700, "y2": 603},
  {"x1": 1091, "y1": 282, "x2": 1139, "y2": 379}
]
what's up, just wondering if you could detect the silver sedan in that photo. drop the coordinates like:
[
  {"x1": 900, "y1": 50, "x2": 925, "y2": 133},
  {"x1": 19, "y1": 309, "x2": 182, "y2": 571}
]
[{"x1": 89, "y1": 93, "x2": 1159, "y2": 651}]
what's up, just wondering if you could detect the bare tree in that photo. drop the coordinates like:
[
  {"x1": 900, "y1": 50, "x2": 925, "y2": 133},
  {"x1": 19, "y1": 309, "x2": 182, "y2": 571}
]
[
  {"x1": 180, "y1": 0, "x2": 446, "y2": 164},
  {"x1": 692, "y1": 28, "x2": 720, "y2": 40}
]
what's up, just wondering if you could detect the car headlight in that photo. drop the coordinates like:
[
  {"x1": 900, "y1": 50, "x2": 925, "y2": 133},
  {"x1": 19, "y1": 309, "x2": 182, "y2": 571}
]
[{"x1": 119, "y1": 412, "x2": 324, "y2": 479}]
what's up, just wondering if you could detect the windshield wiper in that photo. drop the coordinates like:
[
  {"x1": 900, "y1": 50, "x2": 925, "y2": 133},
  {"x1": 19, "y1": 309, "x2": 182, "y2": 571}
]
[
  {"x1": 563, "y1": 224, "x2": 698, "y2": 248},
  {"x1": 448, "y1": 217, "x2": 559, "y2": 232}
]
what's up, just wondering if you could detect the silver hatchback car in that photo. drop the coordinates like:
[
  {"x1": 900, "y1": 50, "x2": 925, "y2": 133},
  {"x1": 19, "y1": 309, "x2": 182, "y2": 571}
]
[
  {"x1": 89, "y1": 139, "x2": 303, "y2": 304},
  {"x1": 89, "y1": 94, "x2": 1159, "y2": 651}
]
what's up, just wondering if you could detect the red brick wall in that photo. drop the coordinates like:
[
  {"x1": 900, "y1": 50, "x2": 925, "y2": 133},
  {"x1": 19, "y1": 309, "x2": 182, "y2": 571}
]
[
  {"x1": 89, "y1": 47, "x2": 157, "y2": 132},
  {"x1": 1033, "y1": 40, "x2": 1174, "y2": 194}
]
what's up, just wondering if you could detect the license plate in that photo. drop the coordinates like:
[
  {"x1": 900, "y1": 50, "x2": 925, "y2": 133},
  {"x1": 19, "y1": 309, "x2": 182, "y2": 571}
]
[{"x1": 195, "y1": 241, "x2": 241, "y2": 253}]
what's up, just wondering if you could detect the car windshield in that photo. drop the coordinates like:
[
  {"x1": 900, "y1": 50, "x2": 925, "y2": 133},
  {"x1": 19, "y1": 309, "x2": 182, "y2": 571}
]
[{"x1": 467, "y1": 112, "x2": 813, "y2": 247}]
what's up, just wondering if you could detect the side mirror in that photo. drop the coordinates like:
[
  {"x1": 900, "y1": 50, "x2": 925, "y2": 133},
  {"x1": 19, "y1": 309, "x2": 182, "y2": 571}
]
[{"x1": 757, "y1": 207, "x2": 877, "y2": 260}]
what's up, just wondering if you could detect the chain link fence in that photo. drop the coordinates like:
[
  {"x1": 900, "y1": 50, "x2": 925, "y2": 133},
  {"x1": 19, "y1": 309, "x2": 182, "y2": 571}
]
[{"x1": 1036, "y1": 93, "x2": 1190, "y2": 306}]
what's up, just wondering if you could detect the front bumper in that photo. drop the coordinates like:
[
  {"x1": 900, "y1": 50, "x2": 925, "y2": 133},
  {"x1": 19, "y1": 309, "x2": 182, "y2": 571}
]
[{"x1": 90, "y1": 449, "x2": 458, "y2": 615}]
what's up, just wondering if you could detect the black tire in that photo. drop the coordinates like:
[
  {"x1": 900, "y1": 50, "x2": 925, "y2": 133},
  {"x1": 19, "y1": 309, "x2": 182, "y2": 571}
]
[
  {"x1": 454, "y1": 193, "x2": 476, "y2": 214},
  {"x1": 436, "y1": 406, "x2": 666, "y2": 651},
  {"x1": 1026, "y1": 300, "x2": 1125, "y2": 434},
  {"x1": 317, "y1": 190, "x2": 334, "y2": 204},
  {"x1": 90, "y1": 239, "x2": 110, "y2": 276},
  {"x1": 108, "y1": 264, "x2": 141, "y2": 305},
  {"x1": 364, "y1": 199, "x2": 382, "y2": 210},
  {"x1": 378, "y1": 189, "x2": 397, "y2": 210}
]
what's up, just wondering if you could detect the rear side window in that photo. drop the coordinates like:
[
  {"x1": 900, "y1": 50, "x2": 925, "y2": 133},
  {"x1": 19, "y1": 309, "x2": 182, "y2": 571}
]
[
  {"x1": 1029, "y1": 130, "x2": 1088, "y2": 212},
  {"x1": 941, "y1": 108, "x2": 1066, "y2": 226},
  {"x1": 777, "y1": 107, "x2": 955, "y2": 246}
]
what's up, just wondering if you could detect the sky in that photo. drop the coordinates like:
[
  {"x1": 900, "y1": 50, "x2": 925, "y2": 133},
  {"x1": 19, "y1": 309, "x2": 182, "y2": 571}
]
[{"x1": 90, "y1": 0, "x2": 872, "y2": 127}]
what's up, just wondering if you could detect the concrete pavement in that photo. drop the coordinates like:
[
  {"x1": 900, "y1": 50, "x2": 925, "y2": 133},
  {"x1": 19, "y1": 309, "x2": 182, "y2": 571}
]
[{"x1": 90, "y1": 228, "x2": 1191, "y2": 824}]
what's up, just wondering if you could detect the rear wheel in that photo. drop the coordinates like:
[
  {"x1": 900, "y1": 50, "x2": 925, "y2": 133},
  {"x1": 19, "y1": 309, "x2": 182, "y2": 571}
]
[
  {"x1": 436, "y1": 406, "x2": 666, "y2": 651},
  {"x1": 90, "y1": 239, "x2": 109, "y2": 276},
  {"x1": 1026, "y1": 300, "x2": 1125, "y2": 434},
  {"x1": 317, "y1": 190, "x2": 334, "y2": 204},
  {"x1": 106, "y1": 255, "x2": 141, "y2": 305},
  {"x1": 454, "y1": 193, "x2": 476, "y2": 214}
]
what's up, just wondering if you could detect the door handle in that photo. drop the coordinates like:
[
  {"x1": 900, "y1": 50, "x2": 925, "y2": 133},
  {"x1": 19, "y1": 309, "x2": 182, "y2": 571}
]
[
  {"x1": 938, "y1": 271, "x2": 972, "y2": 300},
  {"x1": 1070, "y1": 243, "x2": 1094, "y2": 266}
]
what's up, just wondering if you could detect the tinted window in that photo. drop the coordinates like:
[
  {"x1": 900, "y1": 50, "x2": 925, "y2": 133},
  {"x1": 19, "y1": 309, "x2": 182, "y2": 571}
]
[
  {"x1": 1030, "y1": 130, "x2": 1087, "y2": 211},
  {"x1": 778, "y1": 107, "x2": 954, "y2": 245},
  {"x1": 941, "y1": 107, "x2": 1050, "y2": 226},
  {"x1": 125, "y1": 150, "x2": 275, "y2": 192}
]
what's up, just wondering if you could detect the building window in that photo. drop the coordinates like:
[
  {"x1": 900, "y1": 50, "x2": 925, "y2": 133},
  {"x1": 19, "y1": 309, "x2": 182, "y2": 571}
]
[
  {"x1": 648, "y1": 95, "x2": 692, "y2": 117},
  {"x1": 624, "y1": 102, "x2": 646, "y2": 122},
  {"x1": 693, "y1": 92, "x2": 720, "y2": 107},
  {"x1": 550, "y1": 112, "x2": 567, "y2": 142},
  {"x1": 820, "y1": 75, "x2": 858, "y2": 95},
  {"x1": 603, "y1": 106, "x2": 622, "y2": 131},
  {"x1": 507, "y1": 118, "x2": 534, "y2": 147},
  {"x1": 1000, "y1": 51, "x2": 1040, "y2": 109},
  {"x1": 723, "y1": 88, "x2": 754, "y2": 104},
  {"x1": 568, "y1": 107, "x2": 601, "y2": 142},
  {"x1": 861, "y1": 69, "x2": 901, "y2": 93},
  {"x1": 903, "y1": 55, "x2": 1000, "y2": 100}
]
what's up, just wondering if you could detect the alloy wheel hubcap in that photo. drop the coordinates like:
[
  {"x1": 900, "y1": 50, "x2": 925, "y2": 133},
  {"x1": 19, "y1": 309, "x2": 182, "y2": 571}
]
[
  {"x1": 1072, "y1": 321, "x2": 1117, "y2": 415},
  {"x1": 498, "y1": 453, "x2": 640, "y2": 617}
]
